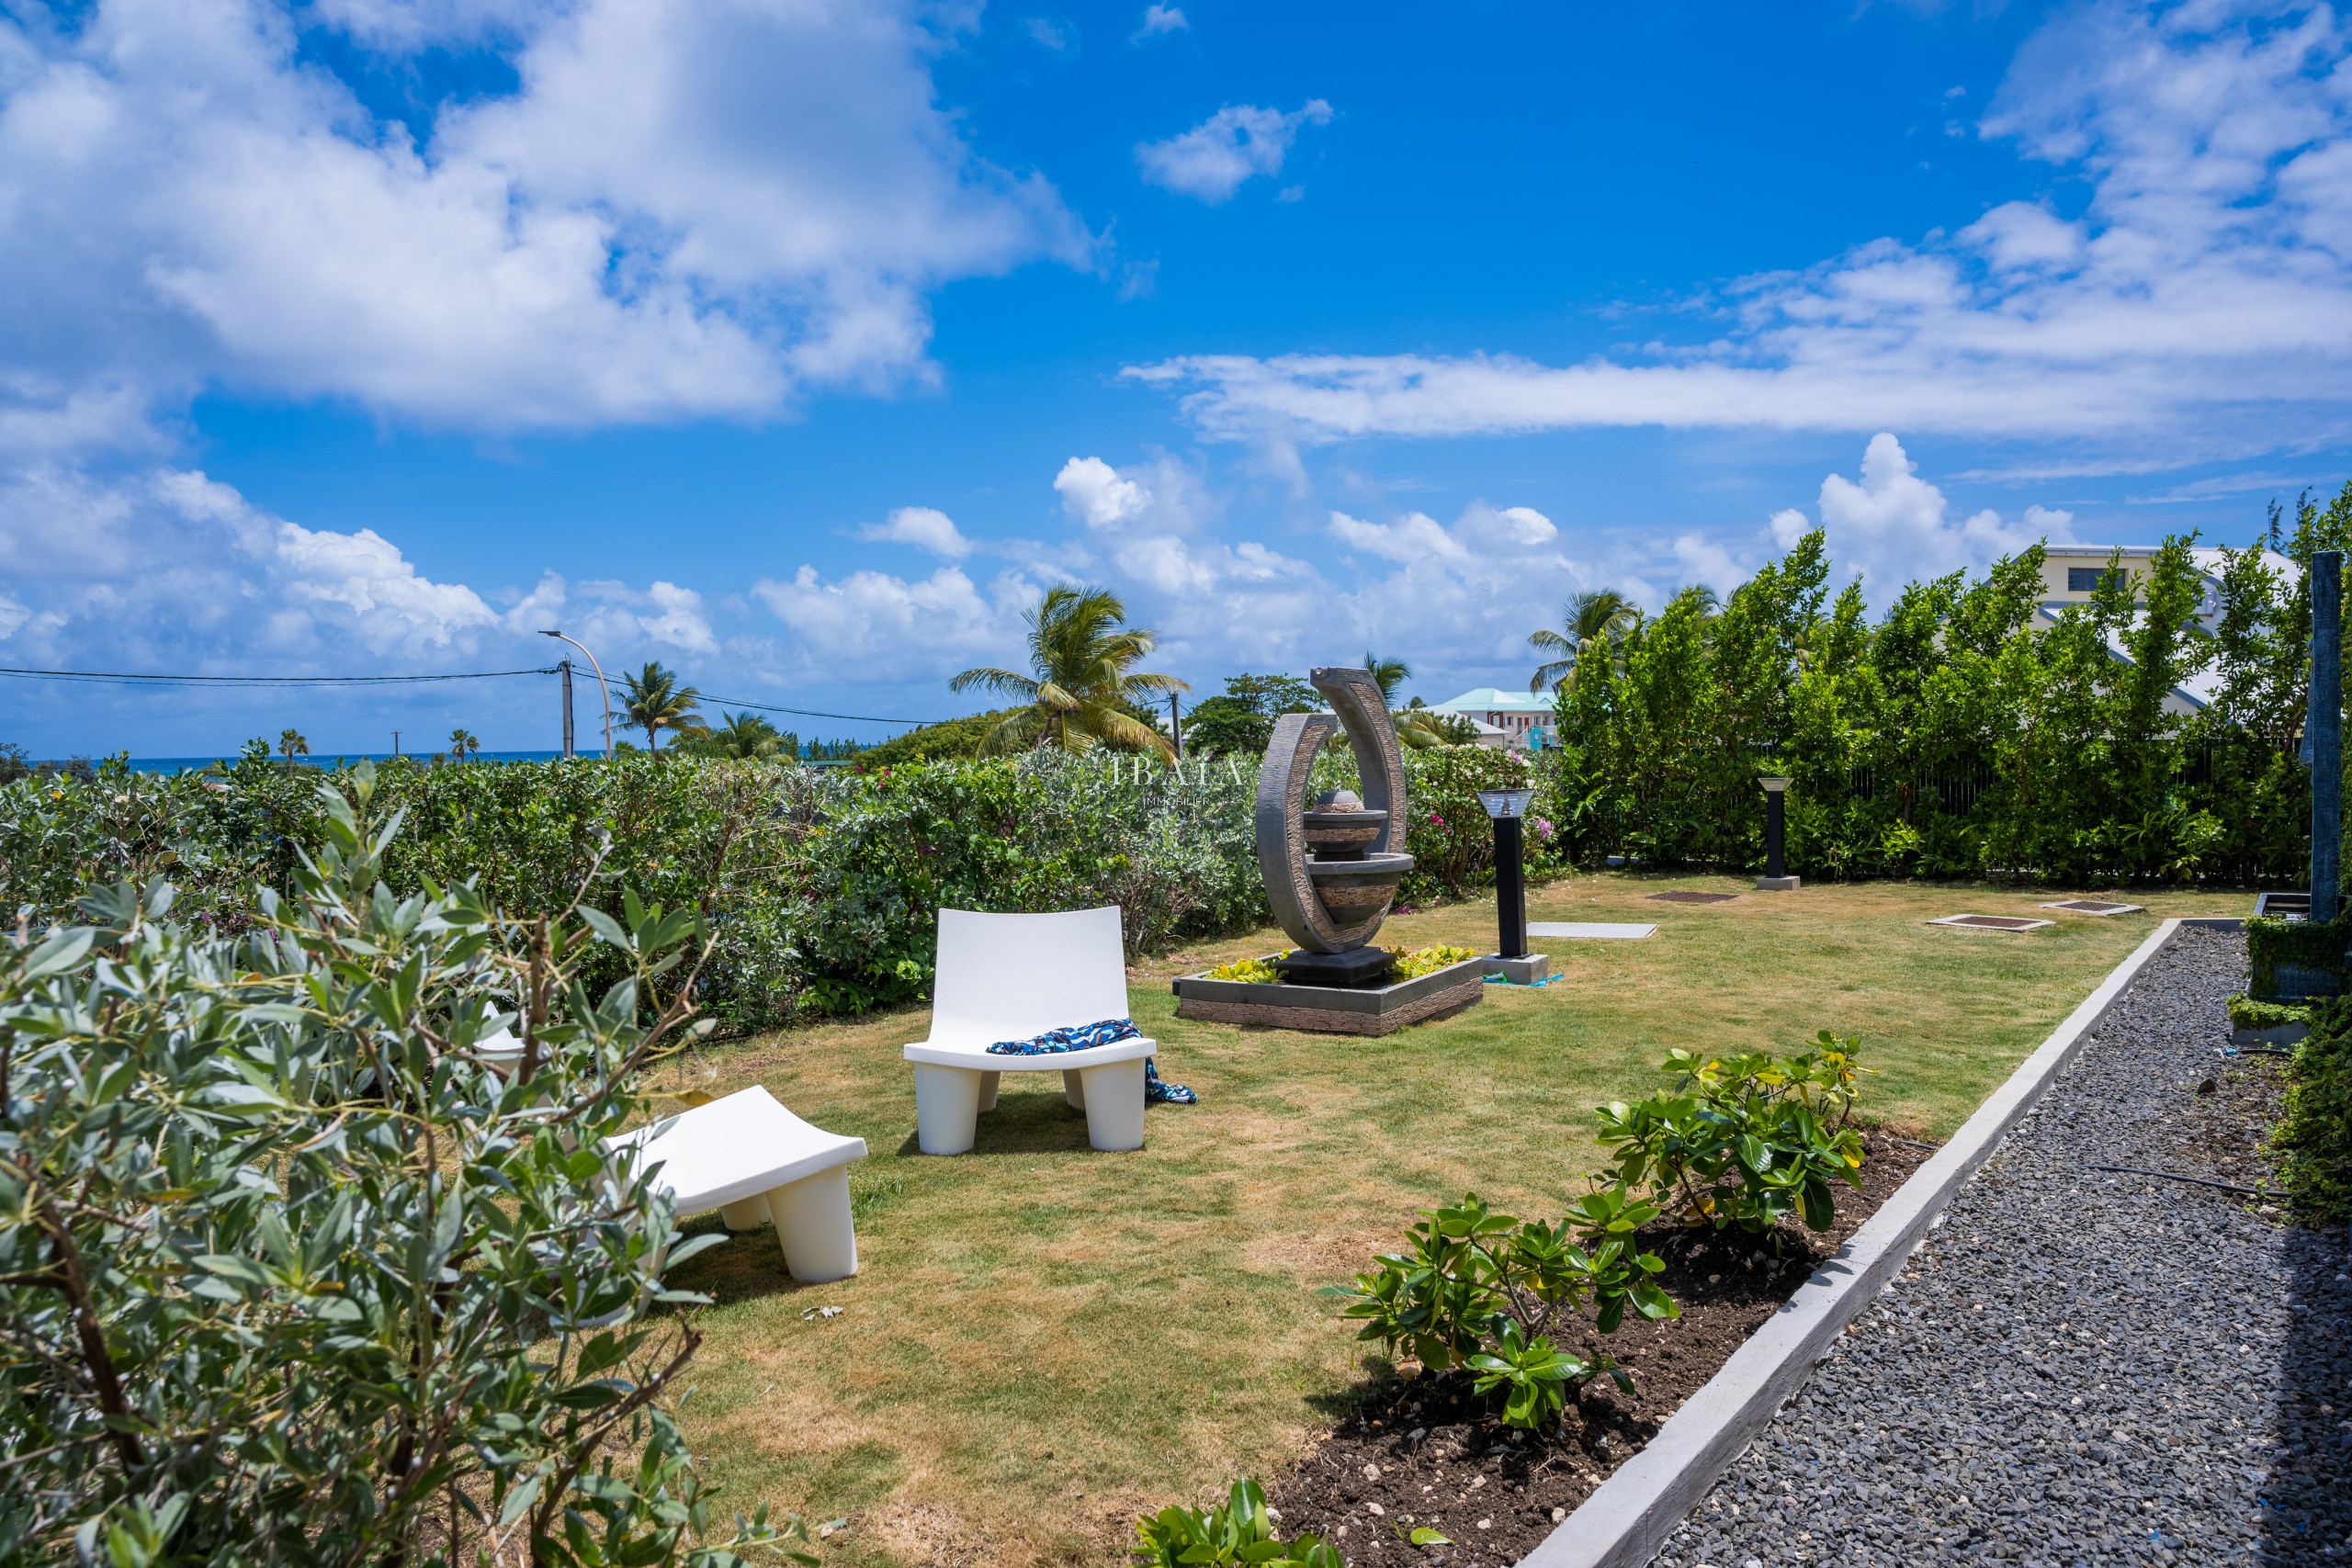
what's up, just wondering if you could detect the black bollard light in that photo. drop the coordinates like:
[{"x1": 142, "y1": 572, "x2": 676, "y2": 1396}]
[
  {"x1": 1757, "y1": 776, "x2": 1799, "y2": 891},
  {"x1": 1476, "y1": 785, "x2": 1544, "y2": 982}
]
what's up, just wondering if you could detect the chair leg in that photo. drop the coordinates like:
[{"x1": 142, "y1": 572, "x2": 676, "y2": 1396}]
[
  {"x1": 719, "y1": 1193, "x2": 773, "y2": 1231},
  {"x1": 767, "y1": 1166, "x2": 858, "y2": 1283},
  {"x1": 1063, "y1": 1067, "x2": 1086, "y2": 1111},
  {"x1": 912, "y1": 1063, "x2": 983, "y2": 1155},
  {"x1": 1077, "y1": 1058, "x2": 1147, "y2": 1151},
  {"x1": 979, "y1": 1070, "x2": 1001, "y2": 1111}
]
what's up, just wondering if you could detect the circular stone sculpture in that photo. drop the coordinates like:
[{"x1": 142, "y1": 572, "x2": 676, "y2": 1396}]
[{"x1": 1253, "y1": 668, "x2": 1416, "y2": 953}]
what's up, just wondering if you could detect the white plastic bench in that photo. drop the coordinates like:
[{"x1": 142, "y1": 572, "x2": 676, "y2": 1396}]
[
  {"x1": 902, "y1": 907, "x2": 1156, "y2": 1155},
  {"x1": 605, "y1": 1086, "x2": 868, "y2": 1283}
]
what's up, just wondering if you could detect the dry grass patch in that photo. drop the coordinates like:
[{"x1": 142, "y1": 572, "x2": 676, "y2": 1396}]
[{"x1": 650, "y1": 873, "x2": 2248, "y2": 1566}]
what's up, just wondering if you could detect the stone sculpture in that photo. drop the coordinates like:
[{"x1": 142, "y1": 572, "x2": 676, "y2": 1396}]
[{"x1": 1253, "y1": 667, "x2": 1415, "y2": 982}]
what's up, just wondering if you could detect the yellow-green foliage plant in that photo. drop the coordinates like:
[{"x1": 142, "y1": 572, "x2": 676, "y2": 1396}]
[
  {"x1": 1204, "y1": 955, "x2": 1283, "y2": 983},
  {"x1": 1391, "y1": 943, "x2": 1476, "y2": 979}
]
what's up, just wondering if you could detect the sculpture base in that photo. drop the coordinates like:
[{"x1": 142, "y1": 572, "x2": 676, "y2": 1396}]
[
  {"x1": 1480, "y1": 953, "x2": 1550, "y2": 984},
  {"x1": 1270, "y1": 947, "x2": 1397, "y2": 987},
  {"x1": 1756, "y1": 875, "x2": 1802, "y2": 891},
  {"x1": 1170, "y1": 959, "x2": 1486, "y2": 1036}
]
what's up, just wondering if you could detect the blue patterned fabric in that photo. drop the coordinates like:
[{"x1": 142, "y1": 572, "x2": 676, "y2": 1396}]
[
  {"x1": 985, "y1": 1018, "x2": 1140, "y2": 1055},
  {"x1": 984, "y1": 1018, "x2": 1196, "y2": 1104}
]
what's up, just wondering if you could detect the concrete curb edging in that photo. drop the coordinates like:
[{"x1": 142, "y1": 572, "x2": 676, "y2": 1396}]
[{"x1": 1518, "y1": 915, "x2": 2233, "y2": 1568}]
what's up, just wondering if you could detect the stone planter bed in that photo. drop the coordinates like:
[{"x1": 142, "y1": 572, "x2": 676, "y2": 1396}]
[
  {"x1": 1259, "y1": 1132, "x2": 1934, "y2": 1564},
  {"x1": 1170, "y1": 956, "x2": 1487, "y2": 1036}
]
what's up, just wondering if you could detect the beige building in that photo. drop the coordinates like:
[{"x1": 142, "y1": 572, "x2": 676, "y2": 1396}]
[{"x1": 2032, "y1": 545, "x2": 2297, "y2": 716}]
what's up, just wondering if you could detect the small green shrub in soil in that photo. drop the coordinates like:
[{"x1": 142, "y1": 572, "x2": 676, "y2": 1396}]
[
  {"x1": 1134, "y1": 1480, "x2": 1343, "y2": 1568},
  {"x1": 1329, "y1": 1189, "x2": 1678, "y2": 1431},
  {"x1": 1593, "y1": 1033, "x2": 1870, "y2": 1237},
  {"x1": 2272, "y1": 998, "x2": 2352, "y2": 1222}
]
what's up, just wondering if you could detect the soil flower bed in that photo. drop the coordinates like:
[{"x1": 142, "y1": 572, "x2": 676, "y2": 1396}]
[{"x1": 1262, "y1": 1133, "x2": 1930, "y2": 1564}]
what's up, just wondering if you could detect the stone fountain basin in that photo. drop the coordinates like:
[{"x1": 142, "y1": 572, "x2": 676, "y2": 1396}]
[
  {"x1": 1302, "y1": 807, "x2": 1388, "y2": 858},
  {"x1": 1306, "y1": 851, "x2": 1413, "y2": 925}
]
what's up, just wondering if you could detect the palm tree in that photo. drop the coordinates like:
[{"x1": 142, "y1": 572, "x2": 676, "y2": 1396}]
[
  {"x1": 448, "y1": 728, "x2": 481, "y2": 761},
  {"x1": 1363, "y1": 652, "x2": 1412, "y2": 705},
  {"x1": 621, "y1": 662, "x2": 706, "y2": 755},
  {"x1": 679, "y1": 711, "x2": 792, "y2": 761},
  {"x1": 277, "y1": 728, "x2": 310, "y2": 774},
  {"x1": 950, "y1": 585, "x2": 1189, "y2": 760},
  {"x1": 1530, "y1": 591, "x2": 1645, "y2": 694}
]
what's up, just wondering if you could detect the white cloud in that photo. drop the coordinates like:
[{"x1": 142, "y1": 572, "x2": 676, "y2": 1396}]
[
  {"x1": 1328, "y1": 509, "x2": 1471, "y2": 567},
  {"x1": 1671, "y1": 534, "x2": 1743, "y2": 596},
  {"x1": 1124, "y1": 3, "x2": 2352, "y2": 468},
  {"x1": 0, "y1": 0, "x2": 1090, "y2": 445},
  {"x1": 1134, "y1": 5, "x2": 1187, "y2": 39},
  {"x1": 855, "y1": 505, "x2": 976, "y2": 558},
  {"x1": 751, "y1": 562, "x2": 1036, "y2": 678},
  {"x1": 1025, "y1": 16, "x2": 1075, "y2": 51},
  {"x1": 1785, "y1": 433, "x2": 2077, "y2": 599},
  {"x1": 1135, "y1": 101, "x2": 1332, "y2": 204},
  {"x1": 1055, "y1": 456, "x2": 1155, "y2": 528}
]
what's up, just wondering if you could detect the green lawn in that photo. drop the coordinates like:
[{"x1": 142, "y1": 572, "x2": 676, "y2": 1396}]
[{"x1": 650, "y1": 874, "x2": 2248, "y2": 1567}]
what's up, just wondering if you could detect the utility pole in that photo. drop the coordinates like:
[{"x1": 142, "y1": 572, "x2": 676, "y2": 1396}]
[
  {"x1": 1170, "y1": 693, "x2": 1183, "y2": 761},
  {"x1": 560, "y1": 659, "x2": 575, "y2": 758},
  {"x1": 391, "y1": 730, "x2": 401, "y2": 757}
]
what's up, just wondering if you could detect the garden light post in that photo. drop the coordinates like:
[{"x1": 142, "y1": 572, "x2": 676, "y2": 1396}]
[
  {"x1": 1476, "y1": 785, "x2": 1547, "y2": 984},
  {"x1": 1758, "y1": 776, "x2": 1799, "y2": 891},
  {"x1": 539, "y1": 630, "x2": 614, "y2": 760}
]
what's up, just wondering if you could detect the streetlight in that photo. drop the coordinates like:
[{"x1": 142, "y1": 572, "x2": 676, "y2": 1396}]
[
  {"x1": 1758, "y1": 776, "x2": 1799, "y2": 891},
  {"x1": 1475, "y1": 785, "x2": 1547, "y2": 983},
  {"x1": 539, "y1": 630, "x2": 615, "y2": 760}
]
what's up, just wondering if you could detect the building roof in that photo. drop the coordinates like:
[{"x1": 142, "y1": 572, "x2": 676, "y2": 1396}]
[{"x1": 1428, "y1": 687, "x2": 1555, "y2": 716}]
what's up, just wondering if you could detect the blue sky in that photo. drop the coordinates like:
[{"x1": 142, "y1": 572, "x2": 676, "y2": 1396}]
[{"x1": 4, "y1": 0, "x2": 2350, "y2": 756}]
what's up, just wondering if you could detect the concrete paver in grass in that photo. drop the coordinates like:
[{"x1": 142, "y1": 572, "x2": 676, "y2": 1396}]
[{"x1": 1528, "y1": 920, "x2": 1657, "y2": 939}]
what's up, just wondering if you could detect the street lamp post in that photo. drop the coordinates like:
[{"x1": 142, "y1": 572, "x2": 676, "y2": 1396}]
[
  {"x1": 1758, "y1": 777, "x2": 1800, "y2": 891},
  {"x1": 1475, "y1": 785, "x2": 1547, "y2": 983},
  {"x1": 539, "y1": 630, "x2": 615, "y2": 759}
]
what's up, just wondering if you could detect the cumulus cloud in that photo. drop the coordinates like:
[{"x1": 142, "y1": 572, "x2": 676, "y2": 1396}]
[
  {"x1": 1774, "y1": 433, "x2": 2078, "y2": 600},
  {"x1": 751, "y1": 563, "x2": 1037, "y2": 679},
  {"x1": 1135, "y1": 101, "x2": 1332, "y2": 204},
  {"x1": 1124, "y1": 2, "x2": 2352, "y2": 468},
  {"x1": 855, "y1": 505, "x2": 976, "y2": 559},
  {"x1": 0, "y1": 0, "x2": 1090, "y2": 443},
  {"x1": 1055, "y1": 457, "x2": 1155, "y2": 528}
]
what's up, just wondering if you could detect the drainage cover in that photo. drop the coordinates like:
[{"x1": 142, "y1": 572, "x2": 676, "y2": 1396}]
[
  {"x1": 2041, "y1": 899, "x2": 2146, "y2": 917},
  {"x1": 1929, "y1": 914, "x2": 2054, "y2": 931},
  {"x1": 1646, "y1": 890, "x2": 1739, "y2": 904}
]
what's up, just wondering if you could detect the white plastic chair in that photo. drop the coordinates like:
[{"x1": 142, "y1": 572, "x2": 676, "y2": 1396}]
[
  {"x1": 605, "y1": 1086, "x2": 868, "y2": 1283},
  {"x1": 901, "y1": 907, "x2": 1156, "y2": 1155}
]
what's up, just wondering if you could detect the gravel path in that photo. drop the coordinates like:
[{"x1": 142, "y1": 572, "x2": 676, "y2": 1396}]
[{"x1": 1645, "y1": 927, "x2": 2352, "y2": 1567}]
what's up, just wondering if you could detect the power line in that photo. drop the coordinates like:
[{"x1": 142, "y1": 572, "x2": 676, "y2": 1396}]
[
  {"x1": 698, "y1": 694, "x2": 951, "y2": 728},
  {"x1": 0, "y1": 663, "x2": 957, "y2": 728},
  {"x1": 0, "y1": 665, "x2": 558, "y2": 688}
]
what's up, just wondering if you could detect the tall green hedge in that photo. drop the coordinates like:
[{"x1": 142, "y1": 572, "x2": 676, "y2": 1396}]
[{"x1": 1550, "y1": 487, "x2": 2352, "y2": 885}]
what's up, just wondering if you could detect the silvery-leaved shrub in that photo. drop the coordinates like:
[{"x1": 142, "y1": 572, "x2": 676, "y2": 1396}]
[{"x1": 0, "y1": 764, "x2": 810, "y2": 1568}]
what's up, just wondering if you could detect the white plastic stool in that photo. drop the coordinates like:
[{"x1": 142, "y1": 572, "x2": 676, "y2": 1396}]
[{"x1": 605, "y1": 1087, "x2": 868, "y2": 1282}]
